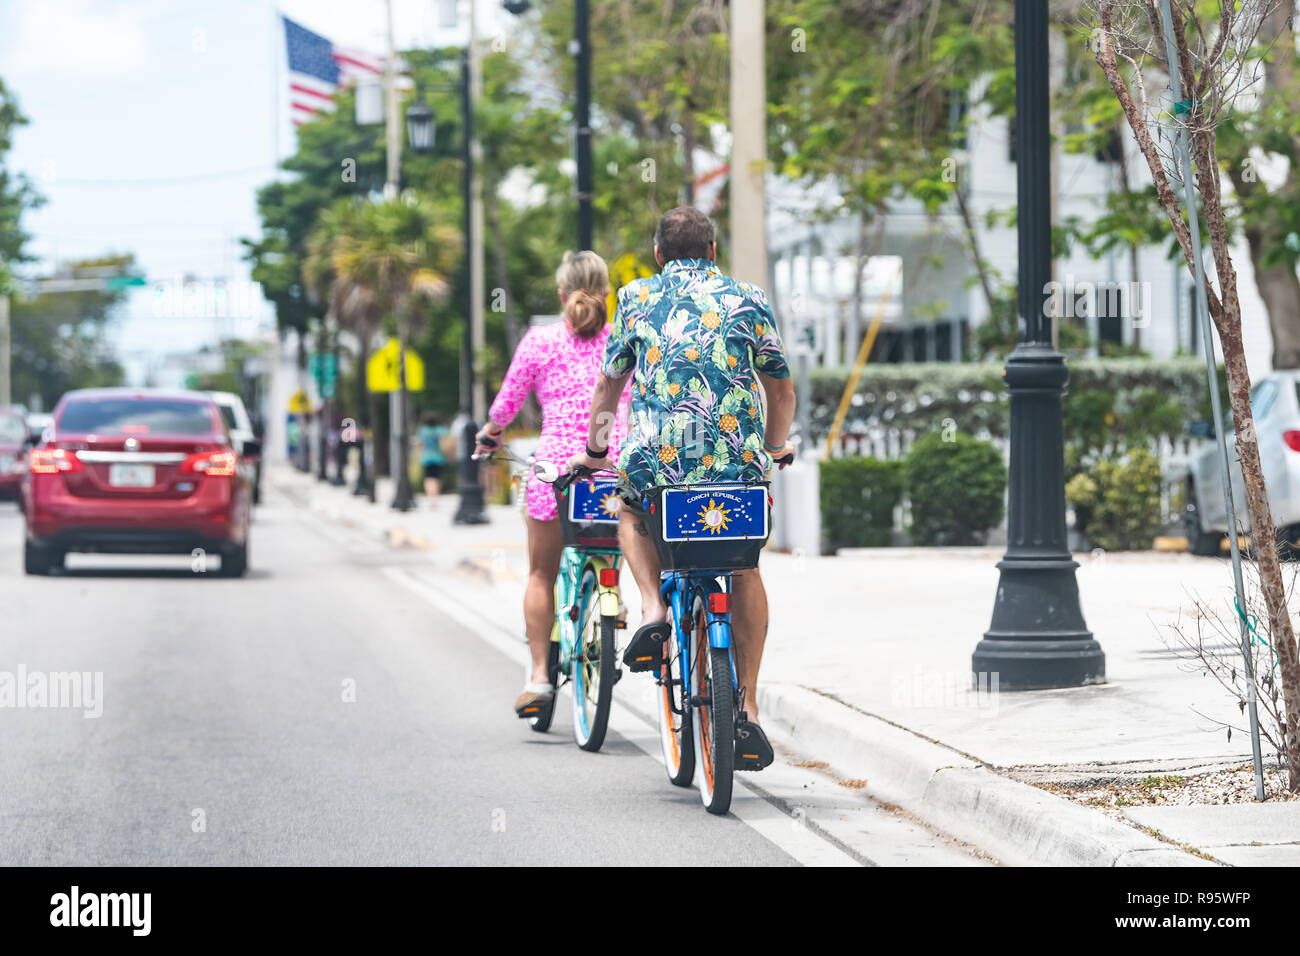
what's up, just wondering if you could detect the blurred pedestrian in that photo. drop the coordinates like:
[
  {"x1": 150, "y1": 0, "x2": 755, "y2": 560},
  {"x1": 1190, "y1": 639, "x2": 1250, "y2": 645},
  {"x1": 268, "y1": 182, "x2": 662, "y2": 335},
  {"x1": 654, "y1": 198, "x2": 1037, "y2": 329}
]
[{"x1": 417, "y1": 410, "x2": 449, "y2": 506}]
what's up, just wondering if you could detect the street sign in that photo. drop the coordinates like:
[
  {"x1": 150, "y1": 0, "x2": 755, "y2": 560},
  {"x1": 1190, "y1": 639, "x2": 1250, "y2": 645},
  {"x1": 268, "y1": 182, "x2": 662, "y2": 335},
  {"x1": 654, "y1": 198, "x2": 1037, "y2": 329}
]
[
  {"x1": 366, "y1": 338, "x2": 425, "y2": 392},
  {"x1": 608, "y1": 252, "x2": 655, "y2": 318},
  {"x1": 288, "y1": 388, "x2": 312, "y2": 414},
  {"x1": 308, "y1": 352, "x2": 338, "y2": 400},
  {"x1": 105, "y1": 275, "x2": 148, "y2": 291}
]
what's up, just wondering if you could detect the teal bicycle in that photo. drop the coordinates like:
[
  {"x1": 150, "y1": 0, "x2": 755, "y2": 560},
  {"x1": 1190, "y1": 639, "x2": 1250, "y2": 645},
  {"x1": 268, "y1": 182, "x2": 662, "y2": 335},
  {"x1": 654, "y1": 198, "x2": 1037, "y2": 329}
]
[{"x1": 483, "y1": 449, "x2": 624, "y2": 751}]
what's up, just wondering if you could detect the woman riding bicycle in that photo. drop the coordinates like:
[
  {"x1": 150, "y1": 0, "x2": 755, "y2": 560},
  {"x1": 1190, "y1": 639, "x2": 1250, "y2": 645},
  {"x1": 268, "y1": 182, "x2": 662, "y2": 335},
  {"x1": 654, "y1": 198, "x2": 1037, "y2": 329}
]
[{"x1": 474, "y1": 251, "x2": 629, "y2": 718}]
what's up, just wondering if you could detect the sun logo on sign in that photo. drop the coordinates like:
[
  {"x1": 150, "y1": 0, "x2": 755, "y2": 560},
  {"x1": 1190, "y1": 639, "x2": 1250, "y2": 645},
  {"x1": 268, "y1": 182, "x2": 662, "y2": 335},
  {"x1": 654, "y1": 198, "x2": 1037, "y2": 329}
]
[
  {"x1": 696, "y1": 499, "x2": 732, "y2": 535},
  {"x1": 600, "y1": 492, "x2": 621, "y2": 517}
]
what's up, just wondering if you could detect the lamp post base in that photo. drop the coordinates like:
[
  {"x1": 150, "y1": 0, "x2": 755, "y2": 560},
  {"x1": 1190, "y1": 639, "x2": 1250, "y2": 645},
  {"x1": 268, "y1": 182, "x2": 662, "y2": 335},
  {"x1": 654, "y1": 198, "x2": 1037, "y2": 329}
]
[{"x1": 974, "y1": 557, "x2": 1105, "y2": 689}]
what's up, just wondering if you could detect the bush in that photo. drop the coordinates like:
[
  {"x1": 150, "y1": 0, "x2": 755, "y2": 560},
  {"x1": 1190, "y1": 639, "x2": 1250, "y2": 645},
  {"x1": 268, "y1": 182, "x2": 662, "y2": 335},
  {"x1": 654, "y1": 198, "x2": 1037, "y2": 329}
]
[
  {"x1": 1064, "y1": 449, "x2": 1163, "y2": 551},
  {"x1": 905, "y1": 431, "x2": 1006, "y2": 545},
  {"x1": 819, "y1": 456, "x2": 905, "y2": 549}
]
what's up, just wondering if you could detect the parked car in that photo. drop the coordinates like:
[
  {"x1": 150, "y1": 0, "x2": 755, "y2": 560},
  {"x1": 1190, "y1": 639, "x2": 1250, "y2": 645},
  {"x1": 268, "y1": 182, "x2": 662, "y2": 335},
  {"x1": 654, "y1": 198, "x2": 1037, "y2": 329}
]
[
  {"x1": 0, "y1": 407, "x2": 28, "y2": 499},
  {"x1": 1185, "y1": 370, "x2": 1300, "y2": 556},
  {"x1": 26, "y1": 412, "x2": 52, "y2": 445},
  {"x1": 208, "y1": 391, "x2": 263, "y2": 504},
  {"x1": 22, "y1": 388, "x2": 255, "y2": 576}
]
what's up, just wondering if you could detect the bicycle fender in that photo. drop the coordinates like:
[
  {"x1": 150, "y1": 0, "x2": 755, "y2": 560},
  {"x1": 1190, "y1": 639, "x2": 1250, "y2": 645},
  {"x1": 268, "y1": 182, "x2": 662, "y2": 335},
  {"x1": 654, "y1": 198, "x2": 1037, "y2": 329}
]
[{"x1": 599, "y1": 588, "x2": 620, "y2": 617}]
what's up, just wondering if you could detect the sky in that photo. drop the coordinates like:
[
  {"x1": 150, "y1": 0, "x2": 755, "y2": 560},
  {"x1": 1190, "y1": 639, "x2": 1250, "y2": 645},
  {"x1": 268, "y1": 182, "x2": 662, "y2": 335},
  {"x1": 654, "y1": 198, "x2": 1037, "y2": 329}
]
[{"x1": 1, "y1": 0, "x2": 513, "y2": 386}]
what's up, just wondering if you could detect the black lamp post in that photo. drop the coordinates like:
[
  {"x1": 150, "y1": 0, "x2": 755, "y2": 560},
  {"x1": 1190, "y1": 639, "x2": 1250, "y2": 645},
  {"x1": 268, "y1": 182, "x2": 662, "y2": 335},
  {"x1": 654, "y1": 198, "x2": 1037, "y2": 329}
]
[
  {"x1": 971, "y1": 0, "x2": 1104, "y2": 689},
  {"x1": 502, "y1": 0, "x2": 592, "y2": 250}
]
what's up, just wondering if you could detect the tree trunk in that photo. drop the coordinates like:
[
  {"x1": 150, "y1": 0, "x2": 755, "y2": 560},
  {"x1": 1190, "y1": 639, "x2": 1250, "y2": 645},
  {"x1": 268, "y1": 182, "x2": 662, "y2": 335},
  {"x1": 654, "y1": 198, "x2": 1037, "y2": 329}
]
[
  {"x1": 1246, "y1": 230, "x2": 1300, "y2": 370},
  {"x1": 1192, "y1": 127, "x2": 1300, "y2": 790},
  {"x1": 954, "y1": 181, "x2": 998, "y2": 321}
]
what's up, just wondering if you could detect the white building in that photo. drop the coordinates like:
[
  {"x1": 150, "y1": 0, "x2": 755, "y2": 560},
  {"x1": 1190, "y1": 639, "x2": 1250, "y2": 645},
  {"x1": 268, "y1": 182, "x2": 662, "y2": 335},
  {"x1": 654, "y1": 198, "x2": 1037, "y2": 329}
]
[{"x1": 766, "y1": 76, "x2": 1277, "y2": 375}]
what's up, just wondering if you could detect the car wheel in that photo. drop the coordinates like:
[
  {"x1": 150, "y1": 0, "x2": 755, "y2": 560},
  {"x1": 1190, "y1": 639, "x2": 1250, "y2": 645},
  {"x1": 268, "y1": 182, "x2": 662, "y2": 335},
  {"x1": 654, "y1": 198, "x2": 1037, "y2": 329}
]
[
  {"x1": 1185, "y1": 483, "x2": 1224, "y2": 557},
  {"x1": 221, "y1": 542, "x2": 248, "y2": 578}
]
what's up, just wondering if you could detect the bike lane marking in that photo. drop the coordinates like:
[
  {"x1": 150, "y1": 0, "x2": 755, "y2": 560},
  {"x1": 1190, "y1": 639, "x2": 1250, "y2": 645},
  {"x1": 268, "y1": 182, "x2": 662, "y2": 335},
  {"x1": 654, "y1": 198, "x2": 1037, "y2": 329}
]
[{"x1": 381, "y1": 564, "x2": 863, "y2": 867}]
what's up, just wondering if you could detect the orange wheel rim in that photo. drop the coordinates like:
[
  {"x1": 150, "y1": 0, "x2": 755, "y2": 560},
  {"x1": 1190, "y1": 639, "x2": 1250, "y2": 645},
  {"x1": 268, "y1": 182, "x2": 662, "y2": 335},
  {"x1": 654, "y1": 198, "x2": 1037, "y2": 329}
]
[{"x1": 696, "y1": 619, "x2": 713, "y2": 791}]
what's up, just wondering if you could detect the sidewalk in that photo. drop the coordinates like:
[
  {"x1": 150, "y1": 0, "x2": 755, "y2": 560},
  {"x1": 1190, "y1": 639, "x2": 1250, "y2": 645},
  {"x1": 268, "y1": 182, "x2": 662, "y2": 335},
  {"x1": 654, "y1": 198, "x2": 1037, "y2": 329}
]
[{"x1": 270, "y1": 463, "x2": 1299, "y2": 865}]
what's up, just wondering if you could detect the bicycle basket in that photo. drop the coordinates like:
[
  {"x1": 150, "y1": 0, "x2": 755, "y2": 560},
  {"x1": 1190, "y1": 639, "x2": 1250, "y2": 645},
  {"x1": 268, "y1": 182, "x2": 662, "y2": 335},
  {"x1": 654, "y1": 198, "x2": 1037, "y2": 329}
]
[
  {"x1": 555, "y1": 475, "x2": 622, "y2": 548},
  {"x1": 641, "y1": 483, "x2": 770, "y2": 571}
]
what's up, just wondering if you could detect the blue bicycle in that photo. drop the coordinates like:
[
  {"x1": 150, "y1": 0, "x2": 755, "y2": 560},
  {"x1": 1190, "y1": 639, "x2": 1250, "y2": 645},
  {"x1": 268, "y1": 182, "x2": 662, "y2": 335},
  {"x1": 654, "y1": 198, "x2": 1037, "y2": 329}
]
[{"x1": 631, "y1": 479, "x2": 778, "y2": 816}]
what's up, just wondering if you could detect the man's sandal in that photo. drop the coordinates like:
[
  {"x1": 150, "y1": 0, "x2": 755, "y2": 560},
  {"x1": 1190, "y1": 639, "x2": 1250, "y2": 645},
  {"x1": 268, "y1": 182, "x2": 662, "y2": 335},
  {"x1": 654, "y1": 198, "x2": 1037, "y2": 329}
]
[
  {"x1": 514, "y1": 682, "x2": 555, "y2": 719},
  {"x1": 622, "y1": 621, "x2": 671, "y2": 672},
  {"x1": 734, "y1": 718, "x2": 774, "y2": 771}
]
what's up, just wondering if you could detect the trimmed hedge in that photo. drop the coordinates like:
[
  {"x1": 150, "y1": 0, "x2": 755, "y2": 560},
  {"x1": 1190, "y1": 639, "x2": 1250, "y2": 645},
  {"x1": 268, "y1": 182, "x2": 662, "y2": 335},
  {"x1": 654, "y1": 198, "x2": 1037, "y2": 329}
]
[
  {"x1": 810, "y1": 357, "x2": 1207, "y2": 476},
  {"x1": 1064, "y1": 448, "x2": 1163, "y2": 551},
  {"x1": 820, "y1": 456, "x2": 905, "y2": 549},
  {"x1": 904, "y1": 431, "x2": 1007, "y2": 545}
]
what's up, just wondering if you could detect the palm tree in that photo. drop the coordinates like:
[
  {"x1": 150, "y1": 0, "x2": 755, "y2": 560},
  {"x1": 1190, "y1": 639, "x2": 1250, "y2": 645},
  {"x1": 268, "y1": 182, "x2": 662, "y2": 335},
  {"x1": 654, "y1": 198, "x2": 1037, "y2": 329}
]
[
  {"x1": 327, "y1": 196, "x2": 460, "y2": 510},
  {"x1": 304, "y1": 200, "x2": 383, "y2": 500}
]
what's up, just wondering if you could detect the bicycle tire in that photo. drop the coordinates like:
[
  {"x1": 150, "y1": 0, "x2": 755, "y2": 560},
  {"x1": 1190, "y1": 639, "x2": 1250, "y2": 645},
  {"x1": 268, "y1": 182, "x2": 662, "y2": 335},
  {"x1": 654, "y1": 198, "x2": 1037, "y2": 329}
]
[
  {"x1": 572, "y1": 567, "x2": 617, "y2": 751},
  {"x1": 657, "y1": 619, "x2": 695, "y2": 786},
  {"x1": 528, "y1": 638, "x2": 561, "y2": 733},
  {"x1": 690, "y1": 595, "x2": 735, "y2": 815}
]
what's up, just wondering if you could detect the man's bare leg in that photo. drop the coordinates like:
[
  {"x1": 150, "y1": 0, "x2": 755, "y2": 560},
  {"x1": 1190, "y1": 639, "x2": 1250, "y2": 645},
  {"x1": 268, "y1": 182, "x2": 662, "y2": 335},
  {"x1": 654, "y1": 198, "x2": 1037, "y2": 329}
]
[
  {"x1": 618, "y1": 510, "x2": 666, "y2": 626},
  {"x1": 730, "y1": 567, "x2": 769, "y2": 724}
]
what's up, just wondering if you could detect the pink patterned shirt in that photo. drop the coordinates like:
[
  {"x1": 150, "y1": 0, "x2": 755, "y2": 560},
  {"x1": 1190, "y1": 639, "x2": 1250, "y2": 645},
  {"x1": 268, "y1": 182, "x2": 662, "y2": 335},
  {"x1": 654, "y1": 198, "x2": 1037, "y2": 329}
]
[{"x1": 488, "y1": 321, "x2": 628, "y2": 521}]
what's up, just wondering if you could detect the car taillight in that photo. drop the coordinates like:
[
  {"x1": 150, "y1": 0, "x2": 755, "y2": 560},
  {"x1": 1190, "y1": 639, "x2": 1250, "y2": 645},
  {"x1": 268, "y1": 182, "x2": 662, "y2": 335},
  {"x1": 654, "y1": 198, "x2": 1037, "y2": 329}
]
[
  {"x1": 1284, "y1": 431, "x2": 1300, "y2": 452},
  {"x1": 183, "y1": 450, "x2": 237, "y2": 477},
  {"x1": 30, "y1": 448, "x2": 82, "y2": 474}
]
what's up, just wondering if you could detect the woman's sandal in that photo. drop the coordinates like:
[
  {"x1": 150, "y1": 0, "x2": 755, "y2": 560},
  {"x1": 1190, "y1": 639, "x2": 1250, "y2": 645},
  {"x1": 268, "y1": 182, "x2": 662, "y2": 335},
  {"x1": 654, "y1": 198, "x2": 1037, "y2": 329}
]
[
  {"x1": 622, "y1": 621, "x2": 672, "y2": 672},
  {"x1": 514, "y1": 682, "x2": 555, "y2": 719}
]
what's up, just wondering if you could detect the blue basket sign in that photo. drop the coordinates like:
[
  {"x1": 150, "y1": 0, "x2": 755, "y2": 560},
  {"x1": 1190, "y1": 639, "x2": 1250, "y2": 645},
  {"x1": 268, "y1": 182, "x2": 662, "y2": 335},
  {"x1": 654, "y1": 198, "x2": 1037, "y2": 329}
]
[
  {"x1": 660, "y1": 485, "x2": 768, "y2": 542},
  {"x1": 569, "y1": 477, "x2": 622, "y2": 525}
]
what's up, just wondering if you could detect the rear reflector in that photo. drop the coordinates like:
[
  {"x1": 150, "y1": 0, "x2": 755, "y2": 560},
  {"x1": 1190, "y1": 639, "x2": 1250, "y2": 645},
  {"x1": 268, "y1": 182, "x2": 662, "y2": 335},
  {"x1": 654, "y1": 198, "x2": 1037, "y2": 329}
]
[
  {"x1": 30, "y1": 448, "x2": 82, "y2": 474},
  {"x1": 1284, "y1": 431, "x2": 1300, "y2": 452},
  {"x1": 707, "y1": 592, "x2": 731, "y2": 614},
  {"x1": 599, "y1": 567, "x2": 619, "y2": 587}
]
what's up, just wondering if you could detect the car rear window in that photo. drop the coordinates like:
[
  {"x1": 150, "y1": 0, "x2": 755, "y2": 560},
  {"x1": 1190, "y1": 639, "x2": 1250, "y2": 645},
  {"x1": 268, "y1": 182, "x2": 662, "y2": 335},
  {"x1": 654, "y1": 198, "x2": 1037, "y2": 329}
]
[
  {"x1": 58, "y1": 399, "x2": 216, "y2": 435},
  {"x1": 0, "y1": 414, "x2": 24, "y2": 443}
]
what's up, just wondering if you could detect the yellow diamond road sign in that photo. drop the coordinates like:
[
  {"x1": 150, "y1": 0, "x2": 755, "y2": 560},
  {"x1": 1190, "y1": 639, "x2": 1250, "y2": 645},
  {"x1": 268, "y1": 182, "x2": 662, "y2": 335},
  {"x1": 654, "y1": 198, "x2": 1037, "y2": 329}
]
[
  {"x1": 367, "y1": 338, "x2": 425, "y2": 392},
  {"x1": 288, "y1": 388, "x2": 312, "y2": 414}
]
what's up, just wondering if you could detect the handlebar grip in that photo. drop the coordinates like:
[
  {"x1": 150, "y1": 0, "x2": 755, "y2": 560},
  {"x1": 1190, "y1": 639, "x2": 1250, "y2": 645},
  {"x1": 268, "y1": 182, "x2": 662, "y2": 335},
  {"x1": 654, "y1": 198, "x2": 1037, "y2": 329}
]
[
  {"x1": 554, "y1": 464, "x2": 594, "y2": 493},
  {"x1": 774, "y1": 452, "x2": 795, "y2": 465}
]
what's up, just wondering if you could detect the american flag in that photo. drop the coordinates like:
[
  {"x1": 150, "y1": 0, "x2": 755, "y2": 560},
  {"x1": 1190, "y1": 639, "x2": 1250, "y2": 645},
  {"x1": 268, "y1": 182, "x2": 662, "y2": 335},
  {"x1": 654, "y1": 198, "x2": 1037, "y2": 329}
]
[{"x1": 284, "y1": 16, "x2": 385, "y2": 127}]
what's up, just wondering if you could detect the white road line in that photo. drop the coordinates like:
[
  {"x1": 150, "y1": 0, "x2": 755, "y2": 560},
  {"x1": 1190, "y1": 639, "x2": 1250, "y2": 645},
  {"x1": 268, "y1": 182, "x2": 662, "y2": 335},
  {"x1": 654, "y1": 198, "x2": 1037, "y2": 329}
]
[{"x1": 381, "y1": 565, "x2": 862, "y2": 867}]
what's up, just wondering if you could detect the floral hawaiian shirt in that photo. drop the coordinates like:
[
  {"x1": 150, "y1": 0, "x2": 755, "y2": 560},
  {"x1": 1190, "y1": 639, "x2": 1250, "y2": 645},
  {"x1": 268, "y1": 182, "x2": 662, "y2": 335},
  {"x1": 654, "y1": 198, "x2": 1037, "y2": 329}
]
[{"x1": 602, "y1": 257, "x2": 791, "y2": 491}]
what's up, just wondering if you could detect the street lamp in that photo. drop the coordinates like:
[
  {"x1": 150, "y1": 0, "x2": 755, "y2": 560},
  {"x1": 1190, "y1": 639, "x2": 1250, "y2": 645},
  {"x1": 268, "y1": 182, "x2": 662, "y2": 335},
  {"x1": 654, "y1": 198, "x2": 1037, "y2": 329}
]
[
  {"x1": 406, "y1": 101, "x2": 435, "y2": 154},
  {"x1": 971, "y1": 0, "x2": 1104, "y2": 689}
]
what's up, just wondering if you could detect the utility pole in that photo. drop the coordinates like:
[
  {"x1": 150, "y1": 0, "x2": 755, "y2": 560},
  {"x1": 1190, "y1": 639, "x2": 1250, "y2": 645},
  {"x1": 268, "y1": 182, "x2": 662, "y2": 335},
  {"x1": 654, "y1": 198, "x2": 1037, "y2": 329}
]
[
  {"x1": 574, "y1": 0, "x2": 593, "y2": 250},
  {"x1": 454, "y1": 40, "x2": 488, "y2": 525},
  {"x1": 729, "y1": 0, "x2": 766, "y2": 286},
  {"x1": 469, "y1": 0, "x2": 486, "y2": 424},
  {"x1": 0, "y1": 294, "x2": 9, "y2": 407},
  {"x1": 384, "y1": 0, "x2": 401, "y2": 201}
]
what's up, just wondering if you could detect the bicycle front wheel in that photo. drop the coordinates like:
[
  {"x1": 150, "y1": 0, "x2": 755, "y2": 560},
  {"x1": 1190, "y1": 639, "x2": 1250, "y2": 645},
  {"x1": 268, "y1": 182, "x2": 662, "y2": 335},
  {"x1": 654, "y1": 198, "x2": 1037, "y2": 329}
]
[
  {"x1": 689, "y1": 595, "x2": 735, "y2": 815},
  {"x1": 571, "y1": 566, "x2": 616, "y2": 751}
]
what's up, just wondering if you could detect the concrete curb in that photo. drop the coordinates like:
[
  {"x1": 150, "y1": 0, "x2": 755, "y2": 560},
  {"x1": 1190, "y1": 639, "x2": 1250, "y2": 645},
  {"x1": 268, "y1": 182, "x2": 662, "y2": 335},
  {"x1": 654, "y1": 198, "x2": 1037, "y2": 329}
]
[{"x1": 758, "y1": 683, "x2": 1214, "y2": 867}]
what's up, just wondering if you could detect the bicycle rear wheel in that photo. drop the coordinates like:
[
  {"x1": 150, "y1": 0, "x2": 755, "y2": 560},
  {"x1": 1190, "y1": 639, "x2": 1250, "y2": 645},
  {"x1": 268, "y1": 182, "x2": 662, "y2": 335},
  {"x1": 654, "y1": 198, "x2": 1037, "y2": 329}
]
[
  {"x1": 571, "y1": 566, "x2": 616, "y2": 751},
  {"x1": 656, "y1": 618, "x2": 695, "y2": 786},
  {"x1": 689, "y1": 594, "x2": 735, "y2": 815}
]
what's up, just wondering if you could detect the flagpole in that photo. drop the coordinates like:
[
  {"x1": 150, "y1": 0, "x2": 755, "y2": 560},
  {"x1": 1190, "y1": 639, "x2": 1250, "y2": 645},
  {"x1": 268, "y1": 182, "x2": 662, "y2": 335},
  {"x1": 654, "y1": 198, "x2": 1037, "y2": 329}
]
[{"x1": 270, "y1": 1, "x2": 281, "y2": 173}]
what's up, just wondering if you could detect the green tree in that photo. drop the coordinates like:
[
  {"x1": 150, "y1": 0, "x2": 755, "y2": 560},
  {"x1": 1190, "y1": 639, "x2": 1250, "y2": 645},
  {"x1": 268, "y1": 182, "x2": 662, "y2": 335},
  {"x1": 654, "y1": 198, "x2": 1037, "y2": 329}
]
[{"x1": 10, "y1": 255, "x2": 130, "y2": 409}]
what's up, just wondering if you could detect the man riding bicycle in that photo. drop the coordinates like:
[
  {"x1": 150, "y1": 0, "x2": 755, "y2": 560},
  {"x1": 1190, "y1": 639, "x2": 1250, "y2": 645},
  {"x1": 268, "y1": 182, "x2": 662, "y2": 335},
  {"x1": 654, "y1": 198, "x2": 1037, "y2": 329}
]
[{"x1": 570, "y1": 207, "x2": 796, "y2": 767}]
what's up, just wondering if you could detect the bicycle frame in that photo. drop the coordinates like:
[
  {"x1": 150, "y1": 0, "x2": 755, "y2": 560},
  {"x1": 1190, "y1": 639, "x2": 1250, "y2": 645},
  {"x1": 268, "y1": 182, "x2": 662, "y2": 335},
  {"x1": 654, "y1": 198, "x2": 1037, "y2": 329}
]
[{"x1": 552, "y1": 544, "x2": 621, "y2": 674}]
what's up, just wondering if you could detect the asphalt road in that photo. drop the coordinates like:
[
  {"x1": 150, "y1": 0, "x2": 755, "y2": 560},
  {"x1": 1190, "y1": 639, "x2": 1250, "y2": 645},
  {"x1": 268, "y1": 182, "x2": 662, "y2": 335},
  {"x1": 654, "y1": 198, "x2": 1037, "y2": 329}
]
[{"x1": 0, "y1": 486, "x2": 985, "y2": 867}]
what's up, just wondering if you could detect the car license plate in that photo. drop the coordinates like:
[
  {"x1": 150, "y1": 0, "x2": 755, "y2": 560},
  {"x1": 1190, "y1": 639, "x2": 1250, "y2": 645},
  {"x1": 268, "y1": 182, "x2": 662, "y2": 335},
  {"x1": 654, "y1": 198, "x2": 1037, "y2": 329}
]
[{"x1": 109, "y1": 463, "x2": 155, "y2": 487}]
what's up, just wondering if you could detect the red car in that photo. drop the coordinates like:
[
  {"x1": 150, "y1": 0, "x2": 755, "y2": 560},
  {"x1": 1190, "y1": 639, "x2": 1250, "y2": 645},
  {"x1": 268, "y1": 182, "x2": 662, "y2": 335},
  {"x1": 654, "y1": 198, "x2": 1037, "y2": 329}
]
[
  {"x1": 22, "y1": 389, "x2": 255, "y2": 577},
  {"x1": 0, "y1": 407, "x2": 28, "y2": 499}
]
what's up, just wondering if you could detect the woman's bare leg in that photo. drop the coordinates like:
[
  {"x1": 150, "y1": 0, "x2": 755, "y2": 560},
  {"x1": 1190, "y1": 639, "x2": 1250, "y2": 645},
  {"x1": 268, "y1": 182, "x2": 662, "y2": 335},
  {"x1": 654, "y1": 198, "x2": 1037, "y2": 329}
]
[{"x1": 524, "y1": 515, "x2": 563, "y2": 684}]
